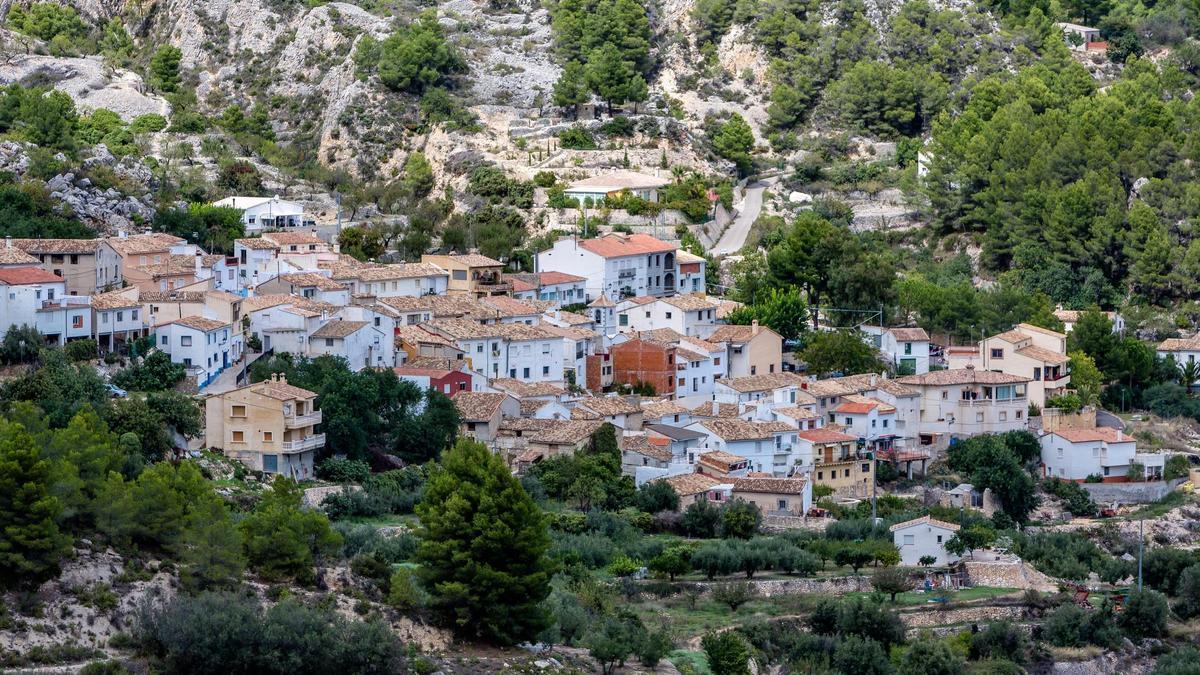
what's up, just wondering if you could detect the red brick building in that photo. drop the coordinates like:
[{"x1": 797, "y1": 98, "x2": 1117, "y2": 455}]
[{"x1": 610, "y1": 338, "x2": 676, "y2": 397}]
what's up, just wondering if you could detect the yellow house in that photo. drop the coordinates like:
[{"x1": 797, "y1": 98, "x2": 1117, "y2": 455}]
[
  {"x1": 707, "y1": 321, "x2": 784, "y2": 378},
  {"x1": 421, "y1": 253, "x2": 508, "y2": 297},
  {"x1": 204, "y1": 374, "x2": 324, "y2": 480}
]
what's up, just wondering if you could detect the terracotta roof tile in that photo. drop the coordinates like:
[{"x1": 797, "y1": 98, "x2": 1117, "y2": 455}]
[
  {"x1": 578, "y1": 233, "x2": 677, "y2": 258},
  {"x1": 0, "y1": 267, "x2": 64, "y2": 284},
  {"x1": 275, "y1": 273, "x2": 347, "y2": 291},
  {"x1": 169, "y1": 316, "x2": 228, "y2": 332},
  {"x1": 658, "y1": 472, "x2": 722, "y2": 496},
  {"x1": 10, "y1": 238, "x2": 102, "y2": 255},
  {"x1": 262, "y1": 231, "x2": 325, "y2": 246},
  {"x1": 697, "y1": 419, "x2": 793, "y2": 441},
  {"x1": 889, "y1": 515, "x2": 960, "y2": 532},
  {"x1": 887, "y1": 327, "x2": 929, "y2": 341},
  {"x1": 454, "y1": 392, "x2": 509, "y2": 421},
  {"x1": 797, "y1": 428, "x2": 857, "y2": 444},
  {"x1": 0, "y1": 247, "x2": 40, "y2": 265},
  {"x1": 895, "y1": 368, "x2": 1031, "y2": 386},
  {"x1": 310, "y1": 320, "x2": 370, "y2": 338},
  {"x1": 732, "y1": 476, "x2": 808, "y2": 495}
]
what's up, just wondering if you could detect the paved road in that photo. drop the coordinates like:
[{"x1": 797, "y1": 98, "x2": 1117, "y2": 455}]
[
  {"x1": 713, "y1": 178, "x2": 773, "y2": 256},
  {"x1": 1096, "y1": 409, "x2": 1125, "y2": 430}
]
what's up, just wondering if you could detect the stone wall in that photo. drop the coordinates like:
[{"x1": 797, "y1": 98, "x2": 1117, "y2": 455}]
[
  {"x1": 899, "y1": 603, "x2": 1027, "y2": 630},
  {"x1": 961, "y1": 559, "x2": 1058, "y2": 592},
  {"x1": 697, "y1": 576, "x2": 873, "y2": 597},
  {"x1": 1080, "y1": 478, "x2": 1184, "y2": 504}
]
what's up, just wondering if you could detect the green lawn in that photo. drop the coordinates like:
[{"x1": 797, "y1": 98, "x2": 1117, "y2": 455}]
[{"x1": 628, "y1": 595, "x2": 808, "y2": 638}]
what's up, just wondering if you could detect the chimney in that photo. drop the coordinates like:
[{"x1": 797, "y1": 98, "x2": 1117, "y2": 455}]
[
  {"x1": 751, "y1": 319, "x2": 759, "y2": 335},
  {"x1": 869, "y1": 373, "x2": 877, "y2": 387},
  {"x1": 4, "y1": 237, "x2": 10, "y2": 249},
  {"x1": 279, "y1": 373, "x2": 287, "y2": 385},
  {"x1": 194, "y1": 251, "x2": 203, "y2": 278},
  {"x1": 118, "y1": 228, "x2": 128, "y2": 239},
  {"x1": 271, "y1": 373, "x2": 279, "y2": 382},
  {"x1": 1116, "y1": 429, "x2": 1123, "y2": 442}
]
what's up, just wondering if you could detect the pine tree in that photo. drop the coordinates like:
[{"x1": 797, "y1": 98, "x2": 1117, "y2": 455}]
[
  {"x1": 149, "y1": 45, "x2": 183, "y2": 93},
  {"x1": 553, "y1": 61, "x2": 590, "y2": 118},
  {"x1": 585, "y1": 44, "x2": 634, "y2": 115},
  {"x1": 713, "y1": 113, "x2": 755, "y2": 176},
  {"x1": 416, "y1": 439, "x2": 552, "y2": 644},
  {"x1": 0, "y1": 420, "x2": 71, "y2": 589}
]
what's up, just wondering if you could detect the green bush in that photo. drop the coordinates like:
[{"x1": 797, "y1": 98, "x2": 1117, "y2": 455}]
[
  {"x1": 559, "y1": 126, "x2": 597, "y2": 150},
  {"x1": 64, "y1": 339, "x2": 98, "y2": 362},
  {"x1": 317, "y1": 458, "x2": 371, "y2": 484}
]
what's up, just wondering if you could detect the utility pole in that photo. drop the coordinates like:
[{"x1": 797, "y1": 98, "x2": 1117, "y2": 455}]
[{"x1": 870, "y1": 449, "x2": 878, "y2": 524}]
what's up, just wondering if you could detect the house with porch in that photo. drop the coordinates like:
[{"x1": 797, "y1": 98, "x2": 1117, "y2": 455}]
[{"x1": 204, "y1": 373, "x2": 324, "y2": 479}]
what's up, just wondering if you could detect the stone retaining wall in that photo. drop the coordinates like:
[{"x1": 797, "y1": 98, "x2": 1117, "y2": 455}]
[
  {"x1": 1080, "y1": 478, "x2": 1184, "y2": 504},
  {"x1": 696, "y1": 576, "x2": 872, "y2": 597}
]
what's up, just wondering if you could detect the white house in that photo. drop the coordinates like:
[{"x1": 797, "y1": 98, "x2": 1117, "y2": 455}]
[
  {"x1": 307, "y1": 319, "x2": 391, "y2": 371},
  {"x1": 90, "y1": 289, "x2": 145, "y2": 353},
  {"x1": 214, "y1": 196, "x2": 310, "y2": 233},
  {"x1": 1039, "y1": 427, "x2": 1163, "y2": 481},
  {"x1": 1157, "y1": 336, "x2": 1200, "y2": 368},
  {"x1": 157, "y1": 316, "x2": 243, "y2": 389},
  {"x1": 256, "y1": 272, "x2": 350, "y2": 306},
  {"x1": 829, "y1": 395, "x2": 899, "y2": 452},
  {"x1": 618, "y1": 294, "x2": 720, "y2": 337},
  {"x1": 426, "y1": 319, "x2": 566, "y2": 383},
  {"x1": 563, "y1": 170, "x2": 668, "y2": 204},
  {"x1": 677, "y1": 250, "x2": 707, "y2": 294},
  {"x1": 685, "y1": 419, "x2": 798, "y2": 475},
  {"x1": 507, "y1": 271, "x2": 589, "y2": 308},
  {"x1": 894, "y1": 368, "x2": 1031, "y2": 449},
  {"x1": 881, "y1": 327, "x2": 930, "y2": 375},
  {"x1": 537, "y1": 233, "x2": 680, "y2": 301},
  {"x1": 36, "y1": 296, "x2": 93, "y2": 346},
  {"x1": 1054, "y1": 307, "x2": 1124, "y2": 334},
  {"x1": 891, "y1": 515, "x2": 961, "y2": 567},
  {"x1": 349, "y1": 263, "x2": 448, "y2": 299},
  {"x1": 0, "y1": 267, "x2": 68, "y2": 340}
]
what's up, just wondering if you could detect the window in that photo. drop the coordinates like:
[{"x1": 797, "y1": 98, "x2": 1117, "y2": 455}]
[
  {"x1": 976, "y1": 412, "x2": 984, "y2": 422},
  {"x1": 844, "y1": 417, "x2": 852, "y2": 425},
  {"x1": 991, "y1": 348, "x2": 1003, "y2": 358},
  {"x1": 263, "y1": 431, "x2": 273, "y2": 442},
  {"x1": 862, "y1": 463, "x2": 870, "y2": 472},
  {"x1": 619, "y1": 314, "x2": 628, "y2": 326},
  {"x1": 477, "y1": 344, "x2": 483, "y2": 353},
  {"x1": 232, "y1": 405, "x2": 246, "y2": 417},
  {"x1": 941, "y1": 390, "x2": 948, "y2": 400},
  {"x1": 904, "y1": 342, "x2": 912, "y2": 355},
  {"x1": 999, "y1": 411, "x2": 1007, "y2": 421},
  {"x1": 936, "y1": 535, "x2": 943, "y2": 543},
  {"x1": 467, "y1": 422, "x2": 477, "y2": 431},
  {"x1": 844, "y1": 469, "x2": 850, "y2": 477},
  {"x1": 116, "y1": 311, "x2": 124, "y2": 322},
  {"x1": 1057, "y1": 447, "x2": 1064, "y2": 458},
  {"x1": 751, "y1": 365, "x2": 757, "y2": 375},
  {"x1": 263, "y1": 455, "x2": 278, "y2": 473},
  {"x1": 453, "y1": 270, "x2": 467, "y2": 280},
  {"x1": 160, "y1": 335, "x2": 167, "y2": 345},
  {"x1": 714, "y1": 357, "x2": 721, "y2": 366},
  {"x1": 374, "y1": 317, "x2": 381, "y2": 327},
  {"x1": 678, "y1": 377, "x2": 685, "y2": 386},
  {"x1": 102, "y1": 313, "x2": 109, "y2": 324},
  {"x1": 882, "y1": 419, "x2": 888, "y2": 428},
  {"x1": 181, "y1": 335, "x2": 192, "y2": 347},
  {"x1": 1016, "y1": 410, "x2": 1023, "y2": 419},
  {"x1": 817, "y1": 471, "x2": 823, "y2": 480},
  {"x1": 644, "y1": 311, "x2": 651, "y2": 318},
  {"x1": 777, "y1": 499, "x2": 787, "y2": 510},
  {"x1": 903, "y1": 534, "x2": 914, "y2": 545},
  {"x1": 1033, "y1": 367, "x2": 1041, "y2": 380},
  {"x1": 72, "y1": 315, "x2": 83, "y2": 329},
  {"x1": 543, "y1": 365, "x2": 550, "y2": 375},
  {"x1": 232, "y1": 430, "x2": 244, "y2": 442},
  {"x1": 665, "y1": 311, "x2": 672, "y2": 319},
  {"x1": 509, "y1": 368, "x2": 516, "y2": 378}
]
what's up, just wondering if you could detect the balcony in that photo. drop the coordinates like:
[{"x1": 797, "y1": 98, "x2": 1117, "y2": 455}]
[
  {"x1": 281, "y1": 433, "x2": 325, "y2": 453},
  {"x1": 284, "y1": 410, "x2": 322, "y2": 428},
  {"x1": 1044, "y1": 369, "x2": 1069, "y2": 382}
]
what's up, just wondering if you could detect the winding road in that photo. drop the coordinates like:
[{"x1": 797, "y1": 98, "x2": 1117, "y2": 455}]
[{"x1": 712, "y1": 177, "x2": 776, "y2": 256}]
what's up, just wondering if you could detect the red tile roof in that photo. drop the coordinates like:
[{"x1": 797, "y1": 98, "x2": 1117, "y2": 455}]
[
  {"x1": 538, "y1": 271, "x2": 586, "y2": 285},
  {"x1": 0, "y1": 268, "x2": 64, "y2": 285},
  {"x1": 797, "y1": 428, "x2": 857, "y2": 444},
  {"x1": 578, "y1": 233, "x2": 677, "y2": 258}
]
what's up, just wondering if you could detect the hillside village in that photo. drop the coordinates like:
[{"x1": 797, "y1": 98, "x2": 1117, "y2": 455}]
[
  {"x1": 7, "y1": 0, "x2": 1200, "y2": 671},
  {"x1": 3, "y1": 193, "x2": 1200, "y2": 672}
]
